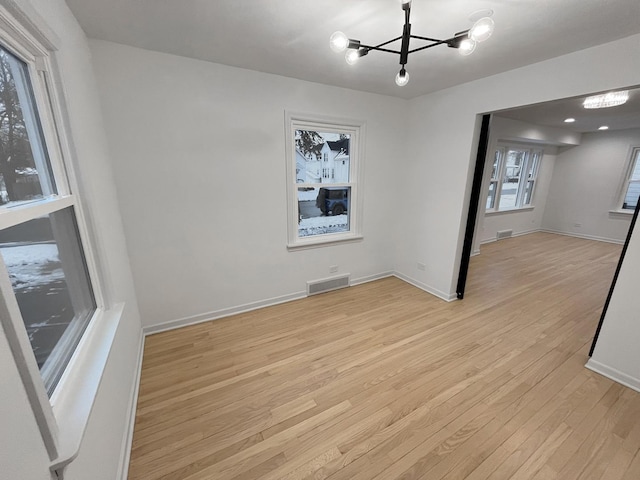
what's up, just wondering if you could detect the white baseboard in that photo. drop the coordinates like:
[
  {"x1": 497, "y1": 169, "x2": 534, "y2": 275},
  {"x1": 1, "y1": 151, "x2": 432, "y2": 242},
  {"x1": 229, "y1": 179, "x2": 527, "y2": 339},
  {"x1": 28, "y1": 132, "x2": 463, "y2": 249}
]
[
  {"x1": 480, "y1": 228, "x2": 541, "y2": 245},
  {"x1": 143, "y1": 290, "x2": 308, "y2": 335},
  {"x1": 142, "y1": 271, "x2": 454, "y2": 336},
  {"x1": 479, "y1": 228, "x2": 625, "y2": 248},
  {"x1": 117, "y1": 332, "x2": 145, "y2": 480},
  {"x1": 479, "y1": 237, "x2": 496, "y2": 245},
  {"x1": 540, "y1": 229, "x2": 624, "y2": 245},
  {"x1": 393, "y1": 272, "x2": 458, "y2": 302},
  {"x1": 351, "y1": 271, "x2": 394, "y2": 286},
  {"x1": 585, "y1": 358, "x2": 640, "y2": 393}
]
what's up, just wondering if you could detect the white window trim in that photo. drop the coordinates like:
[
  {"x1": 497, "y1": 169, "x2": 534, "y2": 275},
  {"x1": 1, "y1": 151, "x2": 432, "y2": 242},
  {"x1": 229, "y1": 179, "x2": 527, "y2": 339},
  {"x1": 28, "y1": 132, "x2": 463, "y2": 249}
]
[
  {"x1": 0, "y1": 4, "x2": 123, "y2": 477},
  {"x1": 485, "y1": 205, "x2": 535, "y2": 216},
  {"x1": 285, "y1": 111, "x2": 365, "y2": 250},
  {"x1": 613, "y1": 145, "x2": 640, "y2": 214},
  {"x1": 485, "y1": 143, "x2": 543, "y2": 214}
]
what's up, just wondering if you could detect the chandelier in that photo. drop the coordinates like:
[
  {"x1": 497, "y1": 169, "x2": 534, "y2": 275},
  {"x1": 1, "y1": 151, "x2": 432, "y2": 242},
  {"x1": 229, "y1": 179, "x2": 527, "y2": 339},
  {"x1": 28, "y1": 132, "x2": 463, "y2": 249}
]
[
  {"x1": 329, "y1": 0, "x2": 495, "y2": 86},
  {"x1": 583, "y1": 91, "x2": 629, "y2": 109}
]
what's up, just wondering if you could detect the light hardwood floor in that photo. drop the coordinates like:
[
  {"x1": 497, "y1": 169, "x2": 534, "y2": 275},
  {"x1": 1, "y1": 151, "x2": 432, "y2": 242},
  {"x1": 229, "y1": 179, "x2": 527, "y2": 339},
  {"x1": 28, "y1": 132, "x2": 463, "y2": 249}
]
[{"x1": 129, "y1": 232, "x2": 640, "y2": 480}]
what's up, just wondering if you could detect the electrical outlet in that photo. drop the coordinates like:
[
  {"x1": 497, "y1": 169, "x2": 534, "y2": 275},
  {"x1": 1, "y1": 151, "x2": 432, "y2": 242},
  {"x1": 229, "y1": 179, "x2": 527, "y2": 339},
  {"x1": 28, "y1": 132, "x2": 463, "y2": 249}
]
[
  {"x1": 417, "y1": 262, "x2": 426, "y2": 271},
  {"x1": 329, "y1": 265, "x2": 339, "y2": 273}
]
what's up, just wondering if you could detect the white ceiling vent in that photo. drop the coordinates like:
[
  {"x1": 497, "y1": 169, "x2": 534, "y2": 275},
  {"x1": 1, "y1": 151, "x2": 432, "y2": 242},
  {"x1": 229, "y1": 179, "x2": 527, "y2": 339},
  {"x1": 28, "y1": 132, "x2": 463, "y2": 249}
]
[{"x1": 307, "y1": 274, "x2": 350, "y2": 296}]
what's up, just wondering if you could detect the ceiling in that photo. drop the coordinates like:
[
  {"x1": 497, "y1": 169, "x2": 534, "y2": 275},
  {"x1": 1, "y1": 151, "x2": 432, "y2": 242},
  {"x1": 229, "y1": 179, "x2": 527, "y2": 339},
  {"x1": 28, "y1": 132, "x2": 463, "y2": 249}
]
[
  {"x1": 496, "y1": 87, "x2": 640, "y2": 133},
  {"x1": 64, "y1": 0, "x2": 640, "y2": 99}
]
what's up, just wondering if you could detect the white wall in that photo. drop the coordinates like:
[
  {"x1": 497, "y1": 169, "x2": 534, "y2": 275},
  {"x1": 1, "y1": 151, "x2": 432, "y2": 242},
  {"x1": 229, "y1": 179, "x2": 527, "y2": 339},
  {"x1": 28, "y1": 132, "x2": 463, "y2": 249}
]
[
  {"x1": 1, "y1": 1, "x2": 142, "y2": 479},
  {"x1": 396, "y1": 33, "x2": 640, "y2": 300},
  {"x1": 541, "y1": 128, "x2": 640, "y2": 243},
  {"x1": 588, "y1": 214, "x2": 640, "y2": 391},
  {"x1": 88, "y1": 40, "x2": 407, "y2": 330},
  {"x1": 475, "y1": 116, "x2": 582, "y2": 247}
]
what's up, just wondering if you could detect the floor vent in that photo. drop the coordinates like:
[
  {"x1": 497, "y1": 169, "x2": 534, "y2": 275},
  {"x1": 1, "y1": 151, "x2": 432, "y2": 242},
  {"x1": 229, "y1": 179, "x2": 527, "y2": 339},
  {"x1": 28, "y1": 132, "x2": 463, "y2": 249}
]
[
  {"x1": 307, "y1": 274, "x2": 350, "y2": 296},
  {"x1": 496, "y1": 229, "x2": 513, "y2": 240}
]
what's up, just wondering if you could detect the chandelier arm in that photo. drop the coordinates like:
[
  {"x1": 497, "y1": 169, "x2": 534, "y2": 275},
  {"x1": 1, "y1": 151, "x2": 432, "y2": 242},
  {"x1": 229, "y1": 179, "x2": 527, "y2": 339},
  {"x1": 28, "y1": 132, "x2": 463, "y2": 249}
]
[
  {"x1": 410, "y1": 35, "x2": 445, "y2": 43},
  {"x1": 359, "y1": 44, "x2": 401, "y2": 55},
  {"x1": 373, "y1": 36, "x2": 403, "y2": 49},
  {"x1": 408, "y1": 39, "x2": 449, "y2": 54}
]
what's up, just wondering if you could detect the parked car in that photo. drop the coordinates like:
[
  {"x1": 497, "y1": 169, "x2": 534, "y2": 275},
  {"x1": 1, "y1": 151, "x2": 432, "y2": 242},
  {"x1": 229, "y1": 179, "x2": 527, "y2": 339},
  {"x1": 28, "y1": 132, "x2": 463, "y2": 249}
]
[{"x1": 316, "y1": 186, "x2": 349, "y2": 216}]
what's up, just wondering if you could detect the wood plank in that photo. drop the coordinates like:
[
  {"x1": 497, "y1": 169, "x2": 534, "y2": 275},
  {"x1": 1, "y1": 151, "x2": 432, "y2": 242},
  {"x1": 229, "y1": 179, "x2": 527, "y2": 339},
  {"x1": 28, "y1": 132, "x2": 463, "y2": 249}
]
[{"x1": 127, "y1": 233, "x2": 640, "y2": 480}]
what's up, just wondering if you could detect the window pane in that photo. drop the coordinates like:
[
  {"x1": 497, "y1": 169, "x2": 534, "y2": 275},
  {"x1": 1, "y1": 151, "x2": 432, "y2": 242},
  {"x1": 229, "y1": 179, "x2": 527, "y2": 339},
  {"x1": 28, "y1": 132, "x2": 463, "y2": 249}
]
[
  {"x1": 298, "y1": 186, "x2": 350, "y2": 237},
  {"x1": 528, "y1": 151, "x2": 541, "y2": 179},
  {"x1": 0, "y1": 207, "x2": 95, "y2": 394},
  {"x1": 295, "y1": 130, "x2": 349, "y2": 184},
  {"x1": 0, "y1": 47, "x2": 56, "y2": 207},
  {"x1": 623, "y1": 181, "x2": 640, "y2": 210},
  {"x1": 486, "y1": 182, "x2": 496, "y2": 209},
  {"x1": 499, "y1": 149, "x2": 526, "y2": 209},
  {"x1": 630, "y1": 152, "x2": 640, "y2": 181},
  {"x1": 524, "y1": 180, "x2": 535, "y2": 205},
  {"x1": 491, "y1": 150, "x2": 501, "y2": 180}
]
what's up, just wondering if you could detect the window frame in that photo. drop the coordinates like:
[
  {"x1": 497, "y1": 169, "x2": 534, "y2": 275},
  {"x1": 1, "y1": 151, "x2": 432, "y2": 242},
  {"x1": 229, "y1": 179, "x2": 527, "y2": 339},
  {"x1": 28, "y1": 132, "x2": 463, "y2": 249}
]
[
  {"x1": 0, "y1": 3, "x2": 114, "y2": 474},
  {"x1": 617, "y1": 146, "x2": 640, "y2": 212},
  {"x1": 486, "y1": 143, "x2": 543, "y2": 214},
  {"x1": 285, "y1": 112, "x2": 365, "y2": 250}
]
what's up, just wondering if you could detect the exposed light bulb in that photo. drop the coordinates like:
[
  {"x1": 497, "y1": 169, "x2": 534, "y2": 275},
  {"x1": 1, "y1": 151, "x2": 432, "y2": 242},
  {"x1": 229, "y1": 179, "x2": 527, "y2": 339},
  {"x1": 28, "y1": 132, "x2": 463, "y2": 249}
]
[
  {"x1": 395, "y1": 68, "x2": 409, "y2": 86},
  {"x1": 345, "y1": 49, "x2": 360, "y2": 65},
  {"x1": 330, "y1": 31, "x2": 349, "y2": 52},
  {"x1": 598, "y1": 125, "x2": 609, "y2": 130},
  {"x1": 469, "y1": 17, "x2": 494, "y2": 42},
  {"x1": 458, "y1": 38, "x2": 476, "y2": 56},
  {"x1": 564, "y1": 118, "x2": 576, "y2": 123}
]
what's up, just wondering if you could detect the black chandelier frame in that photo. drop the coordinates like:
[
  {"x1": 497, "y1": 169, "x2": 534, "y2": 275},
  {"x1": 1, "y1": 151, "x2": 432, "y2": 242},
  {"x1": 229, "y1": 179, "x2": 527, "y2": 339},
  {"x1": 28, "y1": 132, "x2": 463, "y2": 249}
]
[
  {"x1": 334, "y1": 0, "x2": 494, "y2": 85},
  {"x1": 346, "y1": 1, "x2": 471, "y2": 66}
]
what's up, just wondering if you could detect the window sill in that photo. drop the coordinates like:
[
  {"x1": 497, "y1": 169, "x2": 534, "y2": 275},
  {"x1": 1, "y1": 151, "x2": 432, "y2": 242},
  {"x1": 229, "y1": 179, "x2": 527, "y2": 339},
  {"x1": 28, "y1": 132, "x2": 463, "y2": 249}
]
[
  {"x1": 49, "y1": 303, "x2": 125, "y2": 477},
  {"x1": 287, "y1": 234, "x2": 363, "y2": 251},
  {"x1": 609, "y1": 209, "x2": 634, "y2": 218},
  {"x1": 485, "y1": 206, "x2": 535, "y2": 216}
]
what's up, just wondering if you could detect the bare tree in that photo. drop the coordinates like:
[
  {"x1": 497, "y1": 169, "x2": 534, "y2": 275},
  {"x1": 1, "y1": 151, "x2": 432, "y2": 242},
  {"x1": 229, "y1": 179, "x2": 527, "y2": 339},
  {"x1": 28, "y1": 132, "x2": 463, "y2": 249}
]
[
  {"x1": 0, "y1": 49, "x2": 35, "y2": 202},
  {"x1": 295, "y1": 129, "x2": 324, "y2": 160}
]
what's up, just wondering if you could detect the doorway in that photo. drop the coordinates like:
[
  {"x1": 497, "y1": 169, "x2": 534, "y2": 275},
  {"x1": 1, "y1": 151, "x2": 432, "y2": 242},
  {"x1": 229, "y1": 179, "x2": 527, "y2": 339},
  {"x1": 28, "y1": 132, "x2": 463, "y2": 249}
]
[{"x1": 457, "y1": 86, "x2": 640, "y2": 354}]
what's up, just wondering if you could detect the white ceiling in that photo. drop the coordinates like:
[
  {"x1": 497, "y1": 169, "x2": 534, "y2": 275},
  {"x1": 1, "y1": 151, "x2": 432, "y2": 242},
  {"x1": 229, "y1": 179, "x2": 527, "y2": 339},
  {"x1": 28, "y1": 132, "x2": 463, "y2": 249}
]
[
  {"x1": 497, "y1": 87, "x2": 640, "y2": 133},
  {"x1": 64, "y1": 0, "x2": 640, "y2": 99}
]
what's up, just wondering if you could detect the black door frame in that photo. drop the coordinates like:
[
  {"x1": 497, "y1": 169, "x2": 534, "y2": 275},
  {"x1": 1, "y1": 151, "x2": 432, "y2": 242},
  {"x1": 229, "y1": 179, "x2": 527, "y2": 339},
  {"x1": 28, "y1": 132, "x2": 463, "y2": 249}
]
[
  {"x1": 589, "y1": 199, "x2": 639, "y2": 356},
  {"x1": 455, "y1": 112, "x2": 638, "y2": 357},
  {"x1": 456, "y1": 114, "x2": 491, "y2": 299}
]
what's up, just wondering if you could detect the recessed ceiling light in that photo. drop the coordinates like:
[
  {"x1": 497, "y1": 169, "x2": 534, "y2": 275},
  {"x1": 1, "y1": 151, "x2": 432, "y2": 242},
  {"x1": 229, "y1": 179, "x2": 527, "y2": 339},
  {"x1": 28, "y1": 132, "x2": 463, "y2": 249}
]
[
  {"x1": 598, "y1": 126, "x2": 609, "y2": 130},
  {"x1": 583, "y1": 91, "x2": 629, "y2": 109},
  {"x1": 564, "y1": 118, "x2": 575, "y2": 123}
]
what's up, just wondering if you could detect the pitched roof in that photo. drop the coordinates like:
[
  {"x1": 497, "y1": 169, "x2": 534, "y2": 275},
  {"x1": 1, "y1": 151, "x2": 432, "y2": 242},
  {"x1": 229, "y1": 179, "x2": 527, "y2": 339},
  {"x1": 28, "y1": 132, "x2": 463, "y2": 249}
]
[{"x1": 326, "y1": 139, "x2": 349, "y2": 155}]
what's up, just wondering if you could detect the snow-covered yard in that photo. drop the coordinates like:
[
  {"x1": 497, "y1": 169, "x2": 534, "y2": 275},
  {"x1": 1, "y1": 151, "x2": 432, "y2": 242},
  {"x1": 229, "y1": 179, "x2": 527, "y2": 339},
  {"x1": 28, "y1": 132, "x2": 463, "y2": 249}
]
[
  {"x1": 299, "y1": 214, "x2": 348, "y2": 237},
  {"x1": 1, "y1": 242, "x2": 64, "y2": 291},
  {"x1": 0, "y1": 241, "x2": 73, "y2": 367},
  {"x1": 297, "y1": 188, "x2": 319, "y2": 201}
]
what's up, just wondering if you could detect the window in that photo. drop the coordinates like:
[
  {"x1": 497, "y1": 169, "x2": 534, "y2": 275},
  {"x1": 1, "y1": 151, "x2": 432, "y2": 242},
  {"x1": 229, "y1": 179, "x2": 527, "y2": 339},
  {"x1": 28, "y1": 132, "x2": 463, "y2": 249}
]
[
  {"x1": 620, "y1": 147, "x2": 640, "y2": 211},
  {"x1": 285, "y1": 113, "x2": 364, "y2": 248},
  {"x1": 0, "y1": 44, "x2": 96, "y2": 395},
  {"x1": 486, "y1": 144, "x2": 542, "y2": 212}
]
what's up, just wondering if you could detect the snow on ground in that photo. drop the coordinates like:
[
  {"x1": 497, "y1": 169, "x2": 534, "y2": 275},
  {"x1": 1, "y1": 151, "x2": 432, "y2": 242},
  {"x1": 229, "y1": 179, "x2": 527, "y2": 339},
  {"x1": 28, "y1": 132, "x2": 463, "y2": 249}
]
[
  {"x1": 0, "y1": 242, "x2": 65, "y2": 291},
  {"x1": 297, "y1": 188, "x2": 319, "y2": 201},
  {"x1": 299, "y1": 214, "x2": 348, "y2": 237}
]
